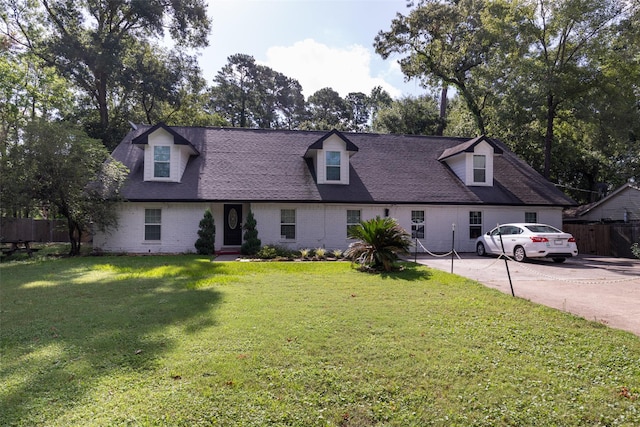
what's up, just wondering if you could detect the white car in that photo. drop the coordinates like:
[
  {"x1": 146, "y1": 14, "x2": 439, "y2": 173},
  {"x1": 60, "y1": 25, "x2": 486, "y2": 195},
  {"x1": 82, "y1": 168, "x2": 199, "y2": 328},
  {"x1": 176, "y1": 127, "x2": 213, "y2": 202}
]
[{"x1": 475, "y1": 223, "x2": 578, "y2": 263}]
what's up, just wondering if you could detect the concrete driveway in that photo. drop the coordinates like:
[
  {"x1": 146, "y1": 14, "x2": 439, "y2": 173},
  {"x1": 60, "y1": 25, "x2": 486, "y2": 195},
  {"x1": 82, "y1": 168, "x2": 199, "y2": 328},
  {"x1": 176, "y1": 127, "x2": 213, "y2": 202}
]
[{"x1": 411, "y1": 253, "x2": 640, "y2": 337}]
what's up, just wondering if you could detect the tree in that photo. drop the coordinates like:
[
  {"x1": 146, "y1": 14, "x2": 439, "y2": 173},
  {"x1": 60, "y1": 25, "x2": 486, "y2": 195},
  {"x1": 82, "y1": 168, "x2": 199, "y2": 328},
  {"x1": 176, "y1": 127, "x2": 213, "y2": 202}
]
[
  {"x1": 345, "y1": 216, "x2": 412, "y2": 272},
  {"x1": 195, "y1": 209, "x2": 216, "y2": 255},
  {"x1": 304, "y1": 87, "x2": 350, "y2": 130},
  {"x1": 515, "y1": 0, "x2": 630, "y2": 178},
  {"x1": 16, "y1": 120, "x2": 128, "y2": 255},
  {"x1": 345, "y1": 92, "x2": 370, "y2": 132},
  {"x1": 367, "y1": 86, "x2": 393, "y2": 127},
  {"x1": 373, "y1": 95, "x2": 441, "y2": 135},
  {"x1": 374, "y1": 0, "x2": 524, "y2": 135},
  {"x1": 3, "y1": 0, "x2": 211, "y2": 148},
  {"x1": 240, "y1": 209, "x2": 261, "y2": 255}
]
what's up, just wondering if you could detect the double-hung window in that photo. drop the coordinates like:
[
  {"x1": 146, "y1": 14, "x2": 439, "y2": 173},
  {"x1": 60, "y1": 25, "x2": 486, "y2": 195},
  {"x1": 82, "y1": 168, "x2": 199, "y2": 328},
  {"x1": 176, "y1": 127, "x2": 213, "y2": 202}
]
[
  {"x1": 326, "y1": 151, "x2": 341, "y2": 181},
  {"x1": 154, "y1": 146, "x2": 171, "y2": 178},
  {"x1": 411, "y1": 210, "x2": 425, "y2": 239},
  {"x1": 280, "y1": 209, "x2": 296, "y2": 240},
  {"x1": 469, "y1": 211, "x2": 482, "y2": 239},
  {"x1": 347, "y1": 209, "x2": 361, "y2": 237},
  {"x1": 473, "y1": 155, "x2": 486, "y2": 183},
  {"x1": 145, "y1": 209, "x2": 162, "y2": 240},
  {"x1": 525, "y1": 212, "x2": 537, "y2": 223}
]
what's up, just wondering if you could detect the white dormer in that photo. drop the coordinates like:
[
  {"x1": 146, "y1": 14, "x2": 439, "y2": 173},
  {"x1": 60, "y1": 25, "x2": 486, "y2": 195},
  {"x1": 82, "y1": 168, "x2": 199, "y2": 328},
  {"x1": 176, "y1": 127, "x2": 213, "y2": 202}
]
[
  {"x1": 304, "y1": 129, "x2": 358, "y2": 185},
  {"x1": 132, "y1": 123, "x2": 199, "y2": 183},
  {"x1": 438, "y1": 135, "x2": 502, "y2": 187}
]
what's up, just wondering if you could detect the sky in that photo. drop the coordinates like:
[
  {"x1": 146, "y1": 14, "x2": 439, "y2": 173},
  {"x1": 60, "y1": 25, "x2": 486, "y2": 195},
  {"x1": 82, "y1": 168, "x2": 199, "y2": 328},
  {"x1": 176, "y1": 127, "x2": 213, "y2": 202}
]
[{"x1": 199, "y1": 0, "x2": 426, "y2": 99}]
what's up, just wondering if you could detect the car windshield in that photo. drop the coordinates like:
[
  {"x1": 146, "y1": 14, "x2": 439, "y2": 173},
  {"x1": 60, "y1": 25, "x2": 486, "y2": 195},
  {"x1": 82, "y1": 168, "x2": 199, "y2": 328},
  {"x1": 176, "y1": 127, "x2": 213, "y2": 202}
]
[{"x1": 525, "y1": 225, "x2": 562, "y2": 233}]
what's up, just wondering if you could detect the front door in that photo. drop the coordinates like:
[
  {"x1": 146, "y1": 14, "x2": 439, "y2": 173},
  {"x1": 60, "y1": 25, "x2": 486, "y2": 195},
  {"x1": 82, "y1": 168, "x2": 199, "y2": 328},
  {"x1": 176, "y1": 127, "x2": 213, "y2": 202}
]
[{"x1": 223, "y1": 204, "x2": 243, "y2": 246}]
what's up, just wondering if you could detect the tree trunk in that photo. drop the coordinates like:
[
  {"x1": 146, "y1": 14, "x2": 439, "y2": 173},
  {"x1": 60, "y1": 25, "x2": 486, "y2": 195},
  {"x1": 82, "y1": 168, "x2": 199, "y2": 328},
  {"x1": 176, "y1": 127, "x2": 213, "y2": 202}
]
[
  {"x1": 67, "y1": 217, "x2": 82, "y2": 256},
  {"x1": 544, "y1": 93, "x2": 556, "y2": 179},
  {"x1": 436, "y1": 85, "x2": 448, "y2": 136}
]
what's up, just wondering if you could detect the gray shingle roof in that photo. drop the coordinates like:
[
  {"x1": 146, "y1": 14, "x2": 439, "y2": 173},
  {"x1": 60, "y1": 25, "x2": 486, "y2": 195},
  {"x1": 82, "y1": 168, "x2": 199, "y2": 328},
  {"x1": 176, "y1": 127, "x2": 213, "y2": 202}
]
[{"x1": 111, "y1": 125, "x2": 575, "y2": 206}]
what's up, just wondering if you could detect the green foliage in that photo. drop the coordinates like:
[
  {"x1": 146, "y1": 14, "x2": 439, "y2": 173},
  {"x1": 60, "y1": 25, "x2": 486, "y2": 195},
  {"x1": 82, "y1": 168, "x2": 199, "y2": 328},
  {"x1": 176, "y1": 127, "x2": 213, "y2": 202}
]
[
  {"x1": 632, "y1": 243, "x2": 640, "y2": 259},
  {"x1": 240, "y1": 209, "x2": 261, "y2": 255},
  {"x1": 345, "y1": 216, "x2": 412, "y2": 272},
  {"x1": 4, "y1": 0, "x2": 211, "y2": 149},
  {"x1": 373, "y1": 95, "x2": 443, "y2": 135},
  {"x1": 331, "y1": 249, "x2": 344, "y2": 259},
  {"x1": 314, "y1": 247, "x2": 326, "y2": 259},
  {"x1": 299, "y1": 248, "x2": 311, "y2": 259},
  {"x1": 194, "y1": 209, "x2": 216, "y2": 255},
  {"x1": 7, "y1": 120, "x2": 128, "y2": 255},
  {"x1": 255, "y1": 245, "x2": 296, "y2": 260}
]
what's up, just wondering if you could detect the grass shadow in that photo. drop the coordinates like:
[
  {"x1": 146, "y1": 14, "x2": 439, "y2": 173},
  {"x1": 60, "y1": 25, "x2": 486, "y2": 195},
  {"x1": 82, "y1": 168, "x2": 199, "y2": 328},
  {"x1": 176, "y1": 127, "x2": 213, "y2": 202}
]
[{"x1": 0, "y1": 256, "x2": 223, "y2": 425}]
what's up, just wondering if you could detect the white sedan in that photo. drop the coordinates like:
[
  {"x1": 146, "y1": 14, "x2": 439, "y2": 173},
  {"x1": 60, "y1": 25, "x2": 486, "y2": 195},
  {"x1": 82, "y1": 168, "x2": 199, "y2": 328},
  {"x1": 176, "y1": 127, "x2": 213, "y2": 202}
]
[{"x1": 475, "y1": 223, "x2": 578, "y2": 263}]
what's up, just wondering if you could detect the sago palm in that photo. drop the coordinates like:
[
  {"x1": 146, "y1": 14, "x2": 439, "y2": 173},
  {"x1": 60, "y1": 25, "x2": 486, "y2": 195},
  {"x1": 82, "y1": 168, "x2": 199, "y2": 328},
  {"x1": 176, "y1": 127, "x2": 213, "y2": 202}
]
[{"x1": 345, "y1": 216, "x2": 412, "y2": 272}]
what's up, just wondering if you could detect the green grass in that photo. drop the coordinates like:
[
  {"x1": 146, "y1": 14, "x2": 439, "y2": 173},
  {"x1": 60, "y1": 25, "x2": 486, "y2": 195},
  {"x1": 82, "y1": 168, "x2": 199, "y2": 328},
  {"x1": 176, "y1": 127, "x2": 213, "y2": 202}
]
[{"x1": 1, "y1": 256, "x2": 639, "y2": 426}]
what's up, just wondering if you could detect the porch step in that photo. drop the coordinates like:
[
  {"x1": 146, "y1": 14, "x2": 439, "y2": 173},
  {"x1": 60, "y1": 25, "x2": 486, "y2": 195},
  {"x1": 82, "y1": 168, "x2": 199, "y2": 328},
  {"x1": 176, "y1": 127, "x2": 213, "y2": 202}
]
[{"x1": 217, "y1": 247, "x2": 241, "y2": 255}]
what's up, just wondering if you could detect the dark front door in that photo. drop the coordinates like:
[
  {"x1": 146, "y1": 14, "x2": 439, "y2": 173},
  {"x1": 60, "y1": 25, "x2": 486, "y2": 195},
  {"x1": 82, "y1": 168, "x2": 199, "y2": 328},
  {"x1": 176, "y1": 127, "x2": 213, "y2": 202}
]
[{"x1": 223, "y1": 204, "x2": 243, "y2": 246}]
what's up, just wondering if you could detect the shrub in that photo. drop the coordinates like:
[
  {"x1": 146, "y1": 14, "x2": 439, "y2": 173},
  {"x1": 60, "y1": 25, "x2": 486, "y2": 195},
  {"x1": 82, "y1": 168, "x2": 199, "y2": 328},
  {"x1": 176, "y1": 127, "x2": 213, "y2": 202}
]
[
  {"x1": 256, "y1": 245, "x2": 296, "y2": 260},
  {"x1": 241, "y1": 209, "x2": 261, "y2": 255},
  {"x1": 345, "y1": 216, "x2": 412, "y2": 272},
  {"x1": 332, "y1": 249, "x2": 343, "y2": 259},
  {"x1": 194, "y1": 209, "x2": 216, "y2": 255},
  {"x1": 632, "y1": 243, "x2": 640, "y2": 259},
  {"x1": 299, "y1": 248, "x2": 311, "y2": 259},
  {"x1": 314, "y1": 247, "x2": 326, "y2": 259}
]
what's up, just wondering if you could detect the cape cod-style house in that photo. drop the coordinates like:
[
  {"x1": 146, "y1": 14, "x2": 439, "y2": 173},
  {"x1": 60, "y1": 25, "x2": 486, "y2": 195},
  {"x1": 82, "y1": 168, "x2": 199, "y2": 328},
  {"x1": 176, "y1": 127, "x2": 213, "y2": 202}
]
[{"x1": 93, "y1": 123, "x2": 575, "y2": 254}]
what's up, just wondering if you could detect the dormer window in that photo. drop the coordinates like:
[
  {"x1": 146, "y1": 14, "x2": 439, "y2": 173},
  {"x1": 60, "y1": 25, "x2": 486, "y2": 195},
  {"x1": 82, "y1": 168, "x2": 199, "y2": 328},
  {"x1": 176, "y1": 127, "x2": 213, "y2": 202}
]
[
  {"x1": 304, "y1": 129, "x2": 359, "y2": 186},
  {"x1": 154, "y1": 146, "x2": 171, "y2": 178},
  {"x1": 132, "y1": 123, "x2": 199, "y2": 183},
  {"x1": 473, "y1": 155, "x2": 486, "y2": 183},
  {"x1": 326, "y1": 151, "x2": 341, "y2": 181},
  {"x1": 438, "y1": 135, "x2": 502, "y2": 187}
]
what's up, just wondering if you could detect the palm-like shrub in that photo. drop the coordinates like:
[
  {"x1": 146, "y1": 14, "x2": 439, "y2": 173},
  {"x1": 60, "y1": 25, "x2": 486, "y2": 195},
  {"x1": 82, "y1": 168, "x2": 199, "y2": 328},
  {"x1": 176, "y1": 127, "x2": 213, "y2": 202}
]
[{"x1": 345, "y1": 216, "x2": 412, "y2": 272}]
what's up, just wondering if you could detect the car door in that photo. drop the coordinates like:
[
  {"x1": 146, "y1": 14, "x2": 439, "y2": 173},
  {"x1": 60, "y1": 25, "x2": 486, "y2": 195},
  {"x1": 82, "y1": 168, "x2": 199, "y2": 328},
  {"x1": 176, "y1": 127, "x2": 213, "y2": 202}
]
[
  {"x1": 484, "y1": 227, "x2": 504, "y2": 254},
  {"x1": 500, "y1": 226, "x2": 522, "y2": 254}
]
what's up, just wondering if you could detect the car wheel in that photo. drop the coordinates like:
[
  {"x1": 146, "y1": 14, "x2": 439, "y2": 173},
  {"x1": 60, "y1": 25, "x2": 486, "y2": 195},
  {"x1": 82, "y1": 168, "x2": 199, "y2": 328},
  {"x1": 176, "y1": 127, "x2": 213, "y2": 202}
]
[
  {"x1": 552, "y1": 257, "x2": 566, "y2": 263},
  {"x1": 476, "y1": 242, "x2": 486, "y2": 257},
  {"x1": 513, "y1": 246, "x2": 526, "y2": 262}
]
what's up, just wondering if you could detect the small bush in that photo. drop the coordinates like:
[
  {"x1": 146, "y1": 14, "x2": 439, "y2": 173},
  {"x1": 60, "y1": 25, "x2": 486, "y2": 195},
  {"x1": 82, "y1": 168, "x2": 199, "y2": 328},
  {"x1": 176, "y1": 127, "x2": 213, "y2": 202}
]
[
  {"x1": 314, "y1": 247, "x2": 326, "y2": 259},
  {"x1": 299, "y1": 248, "x2": 311, "y2": 259},
  {"x1": 256, "y1": 245, "x2": 296, "y2": 260},
  {"x1": 632, "y1": 243, "x2": 640, "y2": 259},
  {"x1": 241, "y1": 209, "x2": 261, "y2": 255},
  {"x1": 194, "y1": 209, "x2": 216, "y2": 255},
  {"x1": 331, "y1": 249, "x2": 343, "y2": 259}
]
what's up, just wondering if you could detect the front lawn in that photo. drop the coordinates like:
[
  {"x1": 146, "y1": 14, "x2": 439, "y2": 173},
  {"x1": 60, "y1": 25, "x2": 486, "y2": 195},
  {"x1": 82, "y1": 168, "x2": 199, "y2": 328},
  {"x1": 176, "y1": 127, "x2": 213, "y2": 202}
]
[{"x1": 1, "y1": 256, "x2": 638, "y2": 426}]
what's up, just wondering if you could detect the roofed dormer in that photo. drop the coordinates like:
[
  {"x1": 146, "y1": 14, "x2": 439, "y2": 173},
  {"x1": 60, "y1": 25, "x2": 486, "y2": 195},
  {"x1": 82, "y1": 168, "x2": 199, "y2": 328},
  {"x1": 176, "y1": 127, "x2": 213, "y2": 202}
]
[
  {"x1": 438, "y1": 135, "x2": 502, "y2": 187},
  {"x1": 304, "y1": 129, "x2": 358, "y2": 185},
  {"x1": 132, "y1": 123, "x2": 199, "y2": 183}
]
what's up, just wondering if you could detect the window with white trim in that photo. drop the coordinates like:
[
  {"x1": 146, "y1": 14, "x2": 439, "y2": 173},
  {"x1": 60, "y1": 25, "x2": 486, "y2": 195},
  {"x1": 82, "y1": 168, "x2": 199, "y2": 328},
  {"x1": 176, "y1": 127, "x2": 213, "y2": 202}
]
[
  {"x1": 473, "y1": 155, "x2": 486, "y2": 183},
  {"x1": 145, "y1": 209, "x2": 162, "y2": 240},
  {"x1": 326, "y1": 151, "x2": 341, "y2": 181},
  {"x1": 469, "y1": 211, "x2": 482, "y2": 239},
  {"x1": 347, "y1": 209, "x2": 361, "y2": 237},
  {"x1": 411, "y1": 210, "x2": 425, "y2": 239},
  {"x1": 154, "y1": 146, "x2": 171, "y2": 178},
  {"x1": 280, "y1": 209, "x2": 296, "y2": 240},
  {"x1": 525, "y1": 212, "x2": 537, "y2": 223}
]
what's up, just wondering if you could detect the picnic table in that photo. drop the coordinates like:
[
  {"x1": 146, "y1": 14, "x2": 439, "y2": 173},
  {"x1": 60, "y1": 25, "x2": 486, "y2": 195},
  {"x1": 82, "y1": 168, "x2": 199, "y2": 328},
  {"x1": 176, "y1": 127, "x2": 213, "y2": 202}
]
[{"x1": 0, "y1": 240, "x2": 38, "y2": 257}]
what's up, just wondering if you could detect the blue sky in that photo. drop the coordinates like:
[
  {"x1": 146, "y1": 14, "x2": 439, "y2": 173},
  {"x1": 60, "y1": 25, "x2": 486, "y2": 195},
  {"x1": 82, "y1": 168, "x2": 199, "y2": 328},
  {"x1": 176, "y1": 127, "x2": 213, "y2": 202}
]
[{"x1": 200, "y1": 0, "x2": 426, "y2": 98}]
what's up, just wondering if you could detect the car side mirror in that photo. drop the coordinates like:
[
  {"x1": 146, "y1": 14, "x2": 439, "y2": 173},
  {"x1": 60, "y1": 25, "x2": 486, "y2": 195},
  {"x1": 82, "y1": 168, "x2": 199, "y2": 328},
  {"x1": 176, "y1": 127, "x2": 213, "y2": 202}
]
[{"x1": 486, "y1": 232, "x2": 490, "y2": 235}]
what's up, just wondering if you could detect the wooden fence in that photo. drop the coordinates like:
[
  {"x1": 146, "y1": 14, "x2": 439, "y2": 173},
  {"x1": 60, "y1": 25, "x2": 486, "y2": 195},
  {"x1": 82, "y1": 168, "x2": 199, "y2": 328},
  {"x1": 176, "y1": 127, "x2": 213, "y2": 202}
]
[
  {"x1": 563, "y1": 223, "x2": 640, "y2": 258},
  {"x1": 0, "y1": 218, "x2": 70, "y2": 242}
]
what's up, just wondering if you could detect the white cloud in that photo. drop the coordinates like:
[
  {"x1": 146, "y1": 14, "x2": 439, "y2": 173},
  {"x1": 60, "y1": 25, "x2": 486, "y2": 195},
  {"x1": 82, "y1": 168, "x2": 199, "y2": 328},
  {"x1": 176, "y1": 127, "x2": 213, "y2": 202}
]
[{"x1": 260, "y1": 39, "x2": 402, "y2": 99}]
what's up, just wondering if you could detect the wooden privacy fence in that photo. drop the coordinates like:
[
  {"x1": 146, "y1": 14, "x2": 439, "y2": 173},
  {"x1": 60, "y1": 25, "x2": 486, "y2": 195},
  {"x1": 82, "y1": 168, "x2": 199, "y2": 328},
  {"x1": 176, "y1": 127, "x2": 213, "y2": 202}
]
[
  {"x1": 563, "y1": 223, "x2": 640, "y2": 258},
  {"x1": 0, "y1": 218, "x2": 70, "y2": 242}
]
